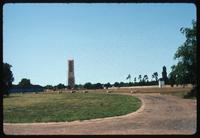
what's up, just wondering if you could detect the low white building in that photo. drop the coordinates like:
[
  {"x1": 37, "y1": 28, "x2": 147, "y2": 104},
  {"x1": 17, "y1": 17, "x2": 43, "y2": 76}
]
[{"x1": 158, "y1": 79, "x2": 165, "y2": 88}]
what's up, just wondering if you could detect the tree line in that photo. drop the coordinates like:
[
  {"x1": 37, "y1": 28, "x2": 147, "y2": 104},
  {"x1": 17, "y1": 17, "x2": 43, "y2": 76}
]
[{"x1": 14, "y1": 66, "x2": 166, "y2": 90}]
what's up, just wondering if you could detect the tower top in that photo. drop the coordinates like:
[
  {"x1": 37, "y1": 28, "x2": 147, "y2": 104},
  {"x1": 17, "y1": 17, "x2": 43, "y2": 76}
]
[{"x1": 68, "y1": 58, "x2": 74, "y2": 61}]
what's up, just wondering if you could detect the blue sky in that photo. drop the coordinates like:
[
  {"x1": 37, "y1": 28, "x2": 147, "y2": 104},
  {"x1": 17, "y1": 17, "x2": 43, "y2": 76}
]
[{"x1": 3, "y1": 3, "x2": 196, "y2": 86}]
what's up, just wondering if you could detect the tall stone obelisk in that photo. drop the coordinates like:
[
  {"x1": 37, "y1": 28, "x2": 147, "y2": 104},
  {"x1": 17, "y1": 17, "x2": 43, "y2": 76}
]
[{"x1": 68, "y1": 59, "x2": 75, "y2": 89}]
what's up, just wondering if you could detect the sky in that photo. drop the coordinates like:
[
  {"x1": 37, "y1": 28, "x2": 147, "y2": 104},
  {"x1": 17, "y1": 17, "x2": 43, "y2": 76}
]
[{"x1": 3, "y1": 3, "x2": 196, "y2": 86}]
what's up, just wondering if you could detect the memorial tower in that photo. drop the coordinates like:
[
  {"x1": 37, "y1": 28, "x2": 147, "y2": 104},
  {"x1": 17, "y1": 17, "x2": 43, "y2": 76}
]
[{"x1": 68, "y1": 59, "x2": 75, "y2": 89}]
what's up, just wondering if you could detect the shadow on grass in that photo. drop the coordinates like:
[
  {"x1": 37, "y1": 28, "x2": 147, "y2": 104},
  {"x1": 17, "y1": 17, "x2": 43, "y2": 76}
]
[
  {"x1": 183, "y1": 86, "x2": 197, "y2": 99},
  {"x1": 183, "y1": 94, "x2": 196, "y2": 99},
  {"x1": 161, "y1": 91, "x2": 196, "y2": 100},
  {"x1": 3, "y1": 95, "x2": 21, "y2": 99}
]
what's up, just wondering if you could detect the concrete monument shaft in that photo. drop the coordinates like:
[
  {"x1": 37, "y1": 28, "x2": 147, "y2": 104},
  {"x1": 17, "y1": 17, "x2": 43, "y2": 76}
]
[{"x1": 68, "y1": 59, "x2": 75, "y2": 89}]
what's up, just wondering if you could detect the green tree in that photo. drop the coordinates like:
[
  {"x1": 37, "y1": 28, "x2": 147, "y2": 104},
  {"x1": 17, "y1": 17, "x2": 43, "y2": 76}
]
[
  {"x1": 134, "y1": 77, "x2": 137, "y2": 83},
  {"x1": 143, "y1": 75, "x2": 148, "y2": 82},
  {"x1": 74, "y1": 84, "x2": 83, "y2": 89},
  {"x1": 56, "y1": 83, "x2": 65, "y2": 89},
  {"x1": 126, "y1": 74, "x2": 131, "y2": 83},
  {"x1": 44, "y1": 85, "x2": 54, "y2": 89},
  {"x1": 169, "y1": 20, "x2": 196, "y2": 96},
  {"x1": 84, "y1": 82, "x2": 93, "y2": 89},
  {"x1": 2, "y1": 63, "x2": 14, "y2": 96},
  {"x1": 18, "y1": 78, "x2": 31, "y2": 87},
  {"x1": 169, "y1": 63, "x2": 189, "y2": 87},
  {"x1": 152, "y1": 72, "x2": 158, "y2": 82},
  {"x1": 168, "y1": 65, "x2": 176, "y2": 87},
  {"x1": 104, "y1": 82, "x2": 111, "y2": 89},
  {"x1": 119, "y1": 82, "x2": 125, "y2": 87},
  {"x1": 138, "y1": 75, "x2": 142, "y2": 82},
  {"x1": 128, "y1": 82, "x2": 133, "y2": 86},
  {"x1": 173, "y1": 20, "x2": 196, "y2": 85},
  {"x1": 113, "y1": 82, "x2": 120, "y2": 87},
  {"x1": 94, "y1": 83, "x2": 103, "y2": 89}
]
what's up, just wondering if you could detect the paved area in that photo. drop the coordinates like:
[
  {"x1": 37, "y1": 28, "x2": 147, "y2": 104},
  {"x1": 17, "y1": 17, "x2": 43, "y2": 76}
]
[{"x1": 3, "y1": 93, "x2": 197, "y2": 135}]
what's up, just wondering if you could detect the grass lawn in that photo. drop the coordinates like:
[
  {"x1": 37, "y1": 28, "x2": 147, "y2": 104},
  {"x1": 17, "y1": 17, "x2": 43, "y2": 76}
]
[{"x1": 3, "y1": 92, "x2": 141, "y2": 123}]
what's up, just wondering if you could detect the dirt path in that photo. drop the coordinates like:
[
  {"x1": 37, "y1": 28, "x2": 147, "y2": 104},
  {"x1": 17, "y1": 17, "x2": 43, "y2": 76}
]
[{"x1": 3, "y1": 93, "x2": 197, "y2": 135}]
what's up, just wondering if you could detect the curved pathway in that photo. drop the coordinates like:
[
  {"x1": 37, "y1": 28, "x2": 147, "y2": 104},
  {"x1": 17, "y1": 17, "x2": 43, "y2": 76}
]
[{"x1": 4, "y1": 93, "x2": 196, "y2": 135}]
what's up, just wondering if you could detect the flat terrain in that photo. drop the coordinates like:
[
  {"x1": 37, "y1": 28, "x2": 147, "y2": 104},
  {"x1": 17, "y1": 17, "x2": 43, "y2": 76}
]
[
  {"x1": 4, "y1": 92, "x2": 196, "y2": 135},
  {"x1": 3, "y1": 93, "x2": 141, "y2": 123}
]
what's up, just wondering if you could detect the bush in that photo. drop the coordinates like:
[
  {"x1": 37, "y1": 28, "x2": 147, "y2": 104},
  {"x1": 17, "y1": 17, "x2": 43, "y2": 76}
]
[
  {"x1": 3, "y1": 63, "x2": 14, "y2": 96},
  {"x1": 184, "y1": 86, "x2": 197, "y2": 98}
]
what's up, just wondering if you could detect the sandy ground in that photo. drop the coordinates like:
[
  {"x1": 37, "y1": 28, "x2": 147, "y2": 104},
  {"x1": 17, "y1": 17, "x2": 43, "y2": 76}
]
[{"x1": 3, "y1": 93, "x2": 197, "y2": 135}]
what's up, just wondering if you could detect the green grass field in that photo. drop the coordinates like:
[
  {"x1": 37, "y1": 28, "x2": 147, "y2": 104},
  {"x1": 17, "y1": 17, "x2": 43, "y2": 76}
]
[{"x1": 3, "y1": 92, "x2": 141, "y2": 123}]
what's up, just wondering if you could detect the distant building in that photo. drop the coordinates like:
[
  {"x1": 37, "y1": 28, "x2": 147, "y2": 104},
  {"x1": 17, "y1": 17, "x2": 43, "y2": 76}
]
[
  {"x1": 68, "y1": 59, "x2": 75, "y2": 89},
  {"x1": 158, "y1": 78, "x2": 165, "y2": 88}
]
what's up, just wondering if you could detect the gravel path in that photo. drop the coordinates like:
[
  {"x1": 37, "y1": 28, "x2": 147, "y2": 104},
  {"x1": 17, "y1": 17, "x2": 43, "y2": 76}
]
[{"x1": 3, "y1": 93, "x2": 197, "y2": 135}]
